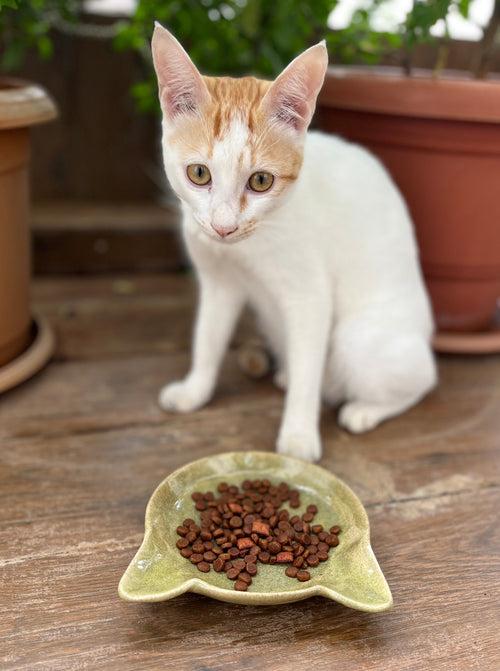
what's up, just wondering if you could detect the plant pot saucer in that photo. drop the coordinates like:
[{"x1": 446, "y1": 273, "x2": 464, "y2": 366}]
[
  {"x1": 0, "y1": 314, "x2": 54, "y2": 393},
  {"x1": 433, "y1": 326, "x2": 500, "y2": 354}
]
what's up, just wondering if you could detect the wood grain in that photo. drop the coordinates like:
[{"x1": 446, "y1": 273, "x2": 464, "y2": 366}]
[{"x1": 1, "y1": 273, "x2": 499, "y2": 670}]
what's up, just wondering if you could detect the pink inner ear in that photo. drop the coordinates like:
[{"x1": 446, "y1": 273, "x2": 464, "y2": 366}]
[{"x1": 273, "y1": 92, "x2": 310, "y2": 130}]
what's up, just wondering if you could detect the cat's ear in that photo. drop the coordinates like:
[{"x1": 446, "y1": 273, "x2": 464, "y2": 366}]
[
  {"x1": 261, "y1": 42, "x2": 328, "y2": 133},
  {"x1": 151, "y1": 23, "x2": 211, "y2": 120}
]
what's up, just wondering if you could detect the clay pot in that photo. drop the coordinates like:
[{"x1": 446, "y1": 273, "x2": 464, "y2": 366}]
[
  {"x1": 316, "y1": 67, "x2": 500, "y2": 333},
  {"x1": 0, "y1": 78, "x2": 57, "y2": 367}
]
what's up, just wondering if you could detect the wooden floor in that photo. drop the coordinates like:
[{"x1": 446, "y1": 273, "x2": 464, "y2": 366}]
[{"x1": 1, "y1": 273, "x2": 499, "y2": 671}]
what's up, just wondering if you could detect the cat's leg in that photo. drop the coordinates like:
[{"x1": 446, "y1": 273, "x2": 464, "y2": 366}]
[
  {"x1": 276, "y1": 301, "x2": 331, "y2": 462},
  {"x1": 331, "y1": 318, "x2": 436, "y2": 433},
  {"x1": 159, "y1": 275, "x2": 244, "y2": 413}
]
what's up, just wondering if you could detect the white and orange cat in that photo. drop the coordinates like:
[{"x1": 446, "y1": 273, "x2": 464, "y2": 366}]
[{"x1": 152, "y1": 23, "x2": 436, "y2": 462}]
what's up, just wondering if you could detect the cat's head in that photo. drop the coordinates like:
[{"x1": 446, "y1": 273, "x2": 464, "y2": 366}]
[{"x1": 152, "y1": 23, "x2": 327, "y2": 243}]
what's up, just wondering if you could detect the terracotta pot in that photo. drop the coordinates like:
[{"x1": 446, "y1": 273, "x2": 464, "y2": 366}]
[
  {"x1": 0, "y1": 78, "x2": 57, "y2": 367},
  {"x1": 316, "y1": 67, "x2": 500, "y2": 333}
]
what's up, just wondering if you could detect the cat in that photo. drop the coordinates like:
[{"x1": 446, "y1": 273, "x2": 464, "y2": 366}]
[{"x1": 151, "y1": 23, "x2": 437, "y2": 462}]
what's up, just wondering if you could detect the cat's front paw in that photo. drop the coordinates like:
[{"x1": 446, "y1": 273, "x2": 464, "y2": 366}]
[
  {"x1": 276, "y1": 430, "x2": 322, "y2": 462},
  {"x1": 158, "y1": 379, "x2": 211, "y2": 413}
]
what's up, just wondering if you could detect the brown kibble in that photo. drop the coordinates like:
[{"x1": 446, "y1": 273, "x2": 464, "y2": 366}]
[
  {"x1": 229, "y1": 516, "x2": 243, "y2": 528},
  {"x1": 228, "y1": 502, "x2": 243, "y2": 513},
  {"x1": 177, "y1": 478, "x2": 343, "y2": 591},
  {"x1": 197, "y1": 561, "x2": 210, "y2": 573},
  {"x1": 190, "y1": 553, "x2": 203, "y2": 564},
  {"x1": 296, "y1": 570, "x2": 311, "y2": 582},
  {"x1": 251, "y1": 520, "x2": 270, "y2": 536},
  {"x1": 276, "y1": 551, "x2": 294, "y2": 563},
  {"x1": 234, "y1": 580, "x2": 248, "y2": 591},
  {"x1": 307, "y1": 555, "x2": 320, "y2": 567},
  {"x1": 268, "y1": 541, "x2": 281, "y2": 554},
  {"x1": 237, "y1": 537, "x2": 254, "y2": 550},
  {"x1": 191, "y1": 492, "x2": 204, "y2": 501},
  {"x1": 213, "y1": 557, "x2": 225, "y2": 572}
]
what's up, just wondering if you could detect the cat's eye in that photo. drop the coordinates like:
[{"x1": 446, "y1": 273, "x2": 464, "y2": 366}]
[
  {"x1": 248, "y1": 171, "x2": 274, "y2": 193},
  {"x1": 187, "y1": 164, "x2": 211, "y2": 186}
]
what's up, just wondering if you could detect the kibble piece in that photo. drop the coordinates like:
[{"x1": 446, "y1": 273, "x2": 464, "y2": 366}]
[
  {"x1": 229, "y1": 516, "x2": 243, "y2": 528},
  {"x1": 325, "y1": 534, "x2": 339, "y2": 547},
  {"x1": 330, "y1": 525, "x2": 341, "y2": 535},
  {"x1": 268, "y1": 541, "x2": 281, "y2": 555},
  {"x1": 180, "y1": 547, "x2": 193, "y2": 558},
  {"x1": 296, "y1": 570, "x2": 311, "y2": 582},
  {"x1": 226, "y1": 567, "x2": 240, "y2": 580},
  {"x1": 191, "y1": 491, "x2": 204, "y2": 501},
  {"x1": 195, "y1": 500, "x2": 207, "y2": 511},
  {"x1": 213, "y1": 557, "x2": 225, "y2": 572},
  {"x1": 234, "y1": 580, "x2": 248, "y2": 591},
  {"x1": 176, "y1": 538, "x2": 189, "y2": 549},
  {"x1": 246, "y1": 563, "x2": 258, "y2": 576},
  {"x1": 190, "y1": 553, "x2": 204, "y2": 564},
  {"x1": 312, "y1": 525, "x2": 323, "y2": 534},
  {"x1": 317, "y1": 551, "x2": 329, "y2": 562},
  {"x1": 203, "y1": 551, "x2": 216, "y2": 562},
  {"x1": 228, "y1": 547, "x2": 240, "y2": 558},
  {"x1": 293, "y1": 556, "x2": 305, "y2": 568},
  {"x1": 232, "y1": 558, "x2": 246, "y2": 571},
  {"x1": 197, "y1": 561, "x2": 211, "y2": 573},
  {"x1": 276, "y1": 551, "x2": 294, "y2": 563},
  {"x1": 307, "y1": 555, "x2": 320, "y2": 567},
  {"x1": 176, "y1": 525, "x2": 189, "y2": 536},
  {"x1": 238, "y1": 572, "x2": 252, "y2": 584},
  {"x1": 237, "y1": 537, "x2": 254, "y2": 551},
  {"x1": 285, "y1": 566, "x2": 299, "y2": 578},
  {"x1": 252, "y1": 520, "x2": 270, "y2": 536}
]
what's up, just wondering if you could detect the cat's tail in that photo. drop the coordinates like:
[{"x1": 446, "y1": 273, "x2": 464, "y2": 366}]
[{"x1": 237, "y1": 339, "x2": 273, "y2": 379}]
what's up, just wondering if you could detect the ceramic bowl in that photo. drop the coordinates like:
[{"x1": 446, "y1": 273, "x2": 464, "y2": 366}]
[{"x1": 119, "y1": 451, "x2": 392, "y2": 611}]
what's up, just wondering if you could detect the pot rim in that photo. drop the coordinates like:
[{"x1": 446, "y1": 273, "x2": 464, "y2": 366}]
[
  {"x1": 320, "y1": 66, "x2": 500, "y2": 123},
  {"x1": 0, "y1": 77, "x2": 58, "y2": 130}
]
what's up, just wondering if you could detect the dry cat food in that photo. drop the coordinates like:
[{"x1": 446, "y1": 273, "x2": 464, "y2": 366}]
[{"x1": 175, "y1": 479, "x2": 342, "y2": 591}]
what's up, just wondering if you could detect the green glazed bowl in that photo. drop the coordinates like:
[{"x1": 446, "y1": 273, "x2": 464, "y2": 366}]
[{"x1": 119, "y1": 451, "x2": 392, "y2": 611}]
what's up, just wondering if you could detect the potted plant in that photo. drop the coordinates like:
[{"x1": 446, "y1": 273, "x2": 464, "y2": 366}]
[
  {"x1": 316, "y1": 0, "x2": 500, "y2": 351},
  {"x1": 0, "y1": 2, "x2": 57, "y2": 391}
]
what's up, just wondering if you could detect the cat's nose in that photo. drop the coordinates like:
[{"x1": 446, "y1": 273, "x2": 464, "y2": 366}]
[{"x1": 211, "y1": 223, "x2": 238, "y2": 238}]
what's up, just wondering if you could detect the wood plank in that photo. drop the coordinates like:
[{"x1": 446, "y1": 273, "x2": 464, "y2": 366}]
[{"x1": 31, "y1": 273, "x2": 256, "y2": 361}]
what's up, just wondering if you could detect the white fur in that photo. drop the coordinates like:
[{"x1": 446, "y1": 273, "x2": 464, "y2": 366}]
[{"x1": 159, "y1": 129, "x2": 437, "y2": 461}]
